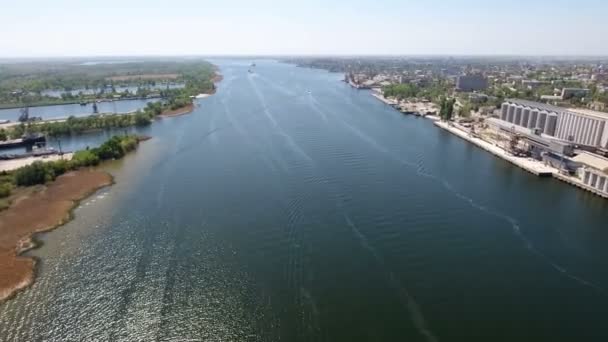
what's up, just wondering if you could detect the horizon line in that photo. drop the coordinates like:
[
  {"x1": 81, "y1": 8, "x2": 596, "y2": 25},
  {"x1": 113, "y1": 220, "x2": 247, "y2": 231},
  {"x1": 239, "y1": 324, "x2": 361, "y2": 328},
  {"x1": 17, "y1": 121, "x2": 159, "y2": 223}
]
[{"x1": 2, "y1": 53, "x2": 608, "y2": 60}]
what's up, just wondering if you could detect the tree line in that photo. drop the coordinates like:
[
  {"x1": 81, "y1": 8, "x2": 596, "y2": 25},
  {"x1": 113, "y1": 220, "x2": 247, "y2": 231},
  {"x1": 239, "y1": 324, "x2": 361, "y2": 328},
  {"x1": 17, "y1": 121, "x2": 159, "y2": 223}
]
[
  {"x1": 0, "y1": 60, "x2": 216, "y2": 108},
  {"x1": 0, "y1": 135, "x2": 141, "y2": 198}
]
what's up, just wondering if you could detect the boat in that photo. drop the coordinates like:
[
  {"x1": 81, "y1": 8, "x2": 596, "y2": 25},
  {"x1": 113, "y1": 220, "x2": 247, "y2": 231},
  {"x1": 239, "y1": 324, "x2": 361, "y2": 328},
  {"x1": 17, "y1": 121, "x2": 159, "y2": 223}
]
[
  {"x1": 248, "y1": 69, "x2": 254, "y2": 74},
  {"x1": 251, "y1": 62, "x2": 256, "y2": 67},
  {"x1": 0, "y1": 133, "x2": 46, "y2": 150},
  {"x1": 80, "y1": 102, "x2": 87, "y2": 106}
]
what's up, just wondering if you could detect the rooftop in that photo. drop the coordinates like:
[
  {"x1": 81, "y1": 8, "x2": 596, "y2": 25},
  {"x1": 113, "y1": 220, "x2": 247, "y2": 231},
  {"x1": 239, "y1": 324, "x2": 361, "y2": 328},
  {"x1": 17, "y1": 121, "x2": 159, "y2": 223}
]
[
  {"x1": 505, "y1": 98, "x2": 562, "y2": 113},
  {"x1": 567, "y1": 108, "x2": 608, "y2": 120},
  {"x1": 505, "y1": 98, "x2": 608, "y2": 120},
  {"x1": 572, "y1": 152, "x2": 608, "y2": 172}
]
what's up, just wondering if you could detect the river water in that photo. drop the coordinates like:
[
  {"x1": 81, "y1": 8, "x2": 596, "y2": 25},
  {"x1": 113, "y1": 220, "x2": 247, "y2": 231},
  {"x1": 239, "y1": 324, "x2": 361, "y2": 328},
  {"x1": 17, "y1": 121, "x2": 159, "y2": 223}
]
[
  {"x1": 1, "y1": 60, "x2": 608, "y2": 341},
  {"x1": 0, "y1": 98, "x2": 159, "y2": 122}
]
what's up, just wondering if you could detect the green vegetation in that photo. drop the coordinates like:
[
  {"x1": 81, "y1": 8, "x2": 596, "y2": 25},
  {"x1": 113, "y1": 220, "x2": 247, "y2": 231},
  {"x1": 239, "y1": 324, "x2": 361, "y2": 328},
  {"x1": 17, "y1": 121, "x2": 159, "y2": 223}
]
[
  {"x1": 440, "y1": 98, "x2": 456, "y2": 121},
  {"x1": 25, "y1": 112, "x2": 152, "y2": 136},
  {"x1": 1, "y1": 61, "x2": 216, "y2": 138},
  {"x1": 5, "y1": 101, "x2": 166, "y2": 139},
  {"x1": 458, "y1": 102, "x2": 473, "y2": 118},
  {"x1": 0, "y1": 60, "x2": 216, "y2": 108},
  {"x1": 382, "y1": 81, "x2": 451, "y2": 103},
  {"x1": 0, "y1": 135, "x2": 140, "y2": 194},
  {"x1": 382, "y1": 84, "x2": 419, "y2": 99}
]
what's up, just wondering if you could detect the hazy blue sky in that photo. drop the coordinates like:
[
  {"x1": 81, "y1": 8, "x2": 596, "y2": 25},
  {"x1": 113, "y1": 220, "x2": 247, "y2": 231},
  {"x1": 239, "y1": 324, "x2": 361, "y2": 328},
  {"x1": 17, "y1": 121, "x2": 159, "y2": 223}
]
[{"x1": 2, "y1": 0, "x2": 607, "y2": 57}]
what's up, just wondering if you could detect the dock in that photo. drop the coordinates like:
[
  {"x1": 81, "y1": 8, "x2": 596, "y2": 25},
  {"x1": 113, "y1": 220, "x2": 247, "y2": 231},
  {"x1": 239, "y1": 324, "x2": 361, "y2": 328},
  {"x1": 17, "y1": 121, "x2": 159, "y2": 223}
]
[
  {"x1": 0, "y1": 134, "x2": 46, "y2": 150},
  {"x1": 434, "y1": 121, "x2": 555, "y2": 177},
  {"x1": 553, "y1": 172, "x2": 608, "y2": 199}
]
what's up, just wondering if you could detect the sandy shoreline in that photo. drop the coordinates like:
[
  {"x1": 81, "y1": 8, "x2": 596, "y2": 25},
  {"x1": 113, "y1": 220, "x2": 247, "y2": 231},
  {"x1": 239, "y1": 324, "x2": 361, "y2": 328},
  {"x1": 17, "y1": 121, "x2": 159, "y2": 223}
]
[
  {"x1": 0, "y1": 153, "x2": 74, "y2": 172},
  {"x1": 0, "y1": 169, "x2": 113, "y2": 302}
]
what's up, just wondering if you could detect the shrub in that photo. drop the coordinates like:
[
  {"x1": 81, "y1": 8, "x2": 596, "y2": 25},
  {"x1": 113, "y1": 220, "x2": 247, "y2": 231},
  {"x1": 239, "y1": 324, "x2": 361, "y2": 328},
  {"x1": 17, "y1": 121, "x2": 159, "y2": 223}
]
[
  {"x1": 134, "y1": 111, "x2": 152, "y2": 126},
  {"x1": 119, "y1": 135, "x2": 138, "y2": 153},
  {"x1": 14, "y1": 161, "x2": 54, "y2": 186},
  {"x1": 49, "y1": 159, "x2": 69, "y2": 176},
  {"x1": 70, "y1": 150, "x2": 100, "y2": 168},
  {"x1": 0, "y1": 183, "x2": 11, "y2": 198}
]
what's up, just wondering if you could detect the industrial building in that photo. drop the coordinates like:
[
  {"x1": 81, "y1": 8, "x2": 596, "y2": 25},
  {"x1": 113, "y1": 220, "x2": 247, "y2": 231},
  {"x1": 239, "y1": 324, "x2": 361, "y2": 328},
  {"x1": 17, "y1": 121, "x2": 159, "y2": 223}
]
[
  {"x1": 499, "y1": 99, "x2": 608, "y2": 149},
  {"x1": 499, "y1": 99, "x2": 559, "y2": 136},
  {"x1": 572, "y1": 152, "x2": 608, "y2": 196},
  {"x1": 561, "y1": 88, "x2": 590, "y2": 99}
]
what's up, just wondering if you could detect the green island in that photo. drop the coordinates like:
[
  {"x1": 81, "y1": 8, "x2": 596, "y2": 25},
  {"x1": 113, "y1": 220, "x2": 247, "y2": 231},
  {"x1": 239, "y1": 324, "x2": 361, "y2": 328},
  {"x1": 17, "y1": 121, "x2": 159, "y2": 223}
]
[
  {"x1": 0, "y1": 60, "x2": 219, "y2": 139},
  {"x1": 0, "y1": 60, "x2": 217, "y2": 109}
]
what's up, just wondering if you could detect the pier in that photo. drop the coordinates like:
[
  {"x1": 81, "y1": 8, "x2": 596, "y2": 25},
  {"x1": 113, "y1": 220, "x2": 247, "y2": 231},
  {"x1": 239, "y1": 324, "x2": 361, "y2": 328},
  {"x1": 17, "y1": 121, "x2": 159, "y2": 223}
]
[{"x1": 434, "y1": 121, "x2": 555, "y2": 177}]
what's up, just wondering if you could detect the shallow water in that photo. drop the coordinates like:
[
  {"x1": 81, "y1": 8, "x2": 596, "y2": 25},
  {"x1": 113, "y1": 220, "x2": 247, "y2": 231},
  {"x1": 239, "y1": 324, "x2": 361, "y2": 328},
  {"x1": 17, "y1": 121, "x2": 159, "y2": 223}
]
[{"x1": 1, "y1": 59, "x2": 608, "y2": 341}]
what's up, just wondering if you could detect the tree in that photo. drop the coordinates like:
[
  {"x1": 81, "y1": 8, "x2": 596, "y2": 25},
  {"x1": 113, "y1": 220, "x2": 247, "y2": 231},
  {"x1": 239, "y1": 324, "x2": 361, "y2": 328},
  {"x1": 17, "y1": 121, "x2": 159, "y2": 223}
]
[
  {"x1": 14, "y1": 161, "x2": 54, "y2": 186},
  {"x1": 382, "y1": 84, "x2": 419, "y2": 100},
  {"x1": 446, "y1": 99, "x2": 455, "y2": 120},
  {"x1": 459, "y1": 102, "x2": 473, "y2": 118},
  {"x1": 134, "y1": 111, "x2": 152, "y2": 126},
  {"x1": 439, "y1": 97, "x2": 456, "y2": 121},
  {"x1": 0, "y1": 129, "x2": 7, "y2": 141},
  {"x1": 70, "y1": 150, "x2": 100, "y2": 167},
  {"x1": 0, "y1": 183, "x2": 11, "y2": 198}
]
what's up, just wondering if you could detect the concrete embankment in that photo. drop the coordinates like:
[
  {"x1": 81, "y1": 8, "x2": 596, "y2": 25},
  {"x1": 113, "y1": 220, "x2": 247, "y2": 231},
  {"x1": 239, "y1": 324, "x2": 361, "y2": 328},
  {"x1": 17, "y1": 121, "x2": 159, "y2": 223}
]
[
  {"x1": 553, "y1": 172, "x2": 608, "y2": 199},
  {"x1": 434, "y1": 121, "x2": 555, "y2": 177},
  {"x1": 435, "y1": 121, "x2": 608, "y2": 199}
]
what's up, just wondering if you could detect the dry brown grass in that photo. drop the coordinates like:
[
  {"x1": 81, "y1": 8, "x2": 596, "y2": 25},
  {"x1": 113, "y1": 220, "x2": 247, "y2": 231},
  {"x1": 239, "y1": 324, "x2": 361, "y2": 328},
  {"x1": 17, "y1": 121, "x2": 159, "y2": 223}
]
[{"x1": 0, "y1": 170, "x2": 112, "y2": 302}]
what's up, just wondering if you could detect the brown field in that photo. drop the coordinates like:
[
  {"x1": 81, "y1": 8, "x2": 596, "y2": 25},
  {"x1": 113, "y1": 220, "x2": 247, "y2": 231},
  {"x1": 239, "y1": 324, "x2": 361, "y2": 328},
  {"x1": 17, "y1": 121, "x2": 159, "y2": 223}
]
[
  {"x1": 106, "y1": 73, "x2": 180, "y2": 81},
  {"x1": 0, "y1": 170, "x2": 113, "y2": 302}
]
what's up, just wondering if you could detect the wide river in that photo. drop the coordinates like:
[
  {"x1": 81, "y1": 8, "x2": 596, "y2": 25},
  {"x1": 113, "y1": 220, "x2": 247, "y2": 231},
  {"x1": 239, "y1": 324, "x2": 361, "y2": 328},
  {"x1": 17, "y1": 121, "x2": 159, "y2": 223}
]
[{"x1": 1, "y1": 60, "x2": 608, "y2": 341}]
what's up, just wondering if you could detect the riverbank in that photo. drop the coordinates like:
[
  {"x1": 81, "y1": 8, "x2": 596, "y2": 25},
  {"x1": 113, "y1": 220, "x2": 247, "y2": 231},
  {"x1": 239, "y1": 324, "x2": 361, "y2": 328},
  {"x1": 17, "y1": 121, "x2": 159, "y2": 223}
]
[
  {"x1": 434, "y1": 121, "x2": 556, "y2": 176},
  {"x1": 160, "y1": 103, "x2": 194, "y2": 117},
  {"x1": 370, "y1": 92, "x2": 439, "y2": 117},
  {"x1": 0, "y1": 96, "x2": 162, "y2": 111},
  {"x1": 0, "y1": 134, "x2": 146, "y2": 302},
  {"x1": 0, "y1": 169, "x2": 113, "y2": 302},
  {"x1": 0, "y1": 153, "x2": 74, "y2": 172}
]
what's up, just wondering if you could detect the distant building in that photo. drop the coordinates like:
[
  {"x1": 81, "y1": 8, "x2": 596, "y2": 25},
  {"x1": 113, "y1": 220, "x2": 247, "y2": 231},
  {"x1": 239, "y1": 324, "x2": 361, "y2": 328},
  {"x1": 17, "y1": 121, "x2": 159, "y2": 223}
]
[
  {"x1": 469, "y1": 93, "x2": 489, "y2": 103},
  {"x1": 561, "y1": 88, "x2": 590, "y2": 99},
  {"x1": 522, "y1": 80, "x2": 550, "y2": 89},
  {"x1": 455, "y1": 75, "x2": 488, "y2": 92},
  {"x1": 507, "y1": 75, "x2": 524, "y2": 84},
  {"x1": 540, "y1": 95, "x2": 563, "y2": 102},
  {"x1": 499, "y1": 99, "x2": 608, "y2": 149}
]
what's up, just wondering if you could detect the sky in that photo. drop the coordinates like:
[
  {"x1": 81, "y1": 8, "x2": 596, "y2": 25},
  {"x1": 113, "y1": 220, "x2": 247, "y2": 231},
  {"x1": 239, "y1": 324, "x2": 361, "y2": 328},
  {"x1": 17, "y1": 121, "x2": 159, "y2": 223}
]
[{"x1": 2, "y1": 0, "x2": 608, "y2": 57}]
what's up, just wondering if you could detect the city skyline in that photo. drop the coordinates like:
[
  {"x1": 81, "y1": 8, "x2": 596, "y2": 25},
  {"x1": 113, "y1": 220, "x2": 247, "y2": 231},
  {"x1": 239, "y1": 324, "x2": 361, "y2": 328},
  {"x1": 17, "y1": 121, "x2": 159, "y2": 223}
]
[{"x1": 2, "y1": 0, "x2": 608, "y2": 57}]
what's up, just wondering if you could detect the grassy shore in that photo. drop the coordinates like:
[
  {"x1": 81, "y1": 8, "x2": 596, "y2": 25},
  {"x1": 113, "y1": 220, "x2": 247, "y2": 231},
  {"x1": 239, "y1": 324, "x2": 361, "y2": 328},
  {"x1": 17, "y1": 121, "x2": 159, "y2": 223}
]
[
  {"x1": 0, "y1": 169, "x2": 113, "y2": 302},
  {"x1": 160, "y1": 103, "x2": 194, "y2": 117},
  {"x1": 0, "y1": 134, "x2": 149, "y2": 302}
]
